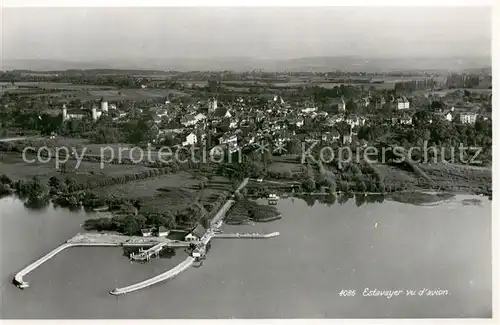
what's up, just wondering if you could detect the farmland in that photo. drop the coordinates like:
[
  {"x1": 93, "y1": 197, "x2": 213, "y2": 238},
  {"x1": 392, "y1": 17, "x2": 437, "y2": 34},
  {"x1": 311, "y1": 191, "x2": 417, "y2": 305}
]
[
  {"x1": 34, "y1": 88, "x2": 188, "y2": 101},
  {"x1": 0, "y1": 82, "x2": 189, "y2": 101},
  {"x1": 93, "y1": 171, "x2": 199, "y2": 199},
  {"x1": 0, "y1": 81, "x2": 116, "y2": 90},
  {"x1": 0, "y1": 152, "x2": 149, "y2": 184}
]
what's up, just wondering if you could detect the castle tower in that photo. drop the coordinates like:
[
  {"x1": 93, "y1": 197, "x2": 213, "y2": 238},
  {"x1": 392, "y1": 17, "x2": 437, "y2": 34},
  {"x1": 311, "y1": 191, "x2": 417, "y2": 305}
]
[
  {"x1": 91, "y1": 107, "x2": 98, "y2": 121},
  {"x1": 62, "y1": 104, "x2": 68, "y2": 121},
  {"x1": 209, "y1": 98, "x2": 218, "y2": 113},
  {"x1": 339, "y1": 96, "x2": 346, "y2": 112},
  {"x1": 100, "y1": 97, "x2": 108, "y2": 113}
]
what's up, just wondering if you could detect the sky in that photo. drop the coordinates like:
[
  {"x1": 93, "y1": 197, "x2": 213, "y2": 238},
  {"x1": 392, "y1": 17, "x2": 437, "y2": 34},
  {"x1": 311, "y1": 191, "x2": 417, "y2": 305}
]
[{"x1": 1, "y1": 7, "x2": 492, "y2": 61}]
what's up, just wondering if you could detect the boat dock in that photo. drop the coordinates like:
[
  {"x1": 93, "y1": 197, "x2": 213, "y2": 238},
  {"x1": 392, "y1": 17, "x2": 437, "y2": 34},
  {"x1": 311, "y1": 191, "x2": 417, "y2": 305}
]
[
  {"x1": 110, "y1": 256, "x2": 195, "y2": 295},
  {"x1": 129, "y1": 240, "x2": 191, "y2": 261}
]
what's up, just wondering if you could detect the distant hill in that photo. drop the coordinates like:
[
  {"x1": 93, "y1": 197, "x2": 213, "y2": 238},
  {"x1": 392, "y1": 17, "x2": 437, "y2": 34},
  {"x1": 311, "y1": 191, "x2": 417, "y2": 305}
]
[{"x1": 1, "y1": 56, "x2": 491, "y2": 73}]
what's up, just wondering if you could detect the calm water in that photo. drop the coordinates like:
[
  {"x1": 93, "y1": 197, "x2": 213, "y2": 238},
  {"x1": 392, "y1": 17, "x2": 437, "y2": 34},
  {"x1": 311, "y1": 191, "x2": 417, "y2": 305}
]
[{"x1": 0, "y1": 194, "x2": 491, "y2": 318}]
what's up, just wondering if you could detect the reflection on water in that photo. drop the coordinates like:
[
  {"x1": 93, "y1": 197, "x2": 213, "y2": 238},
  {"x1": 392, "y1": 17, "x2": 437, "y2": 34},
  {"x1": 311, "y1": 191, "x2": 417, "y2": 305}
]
[{"x1": 295, "y1": 193, "x2": 386, "y2": 207}]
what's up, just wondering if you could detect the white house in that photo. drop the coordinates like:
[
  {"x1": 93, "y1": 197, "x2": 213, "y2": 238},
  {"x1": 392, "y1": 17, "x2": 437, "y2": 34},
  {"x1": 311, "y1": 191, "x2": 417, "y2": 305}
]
[
  {"x1": 346, "y1": 116, "x2": 366, "y2": 127},
  {"x1": 185, "y1": 225, "x2": 206, "y2": 242},
  {"x1": 229, "y1": 119, "x2": 239, "y2": 129},
  {"x1": 141, "y1": 228, "x2": 153, "y2": 237},
  {"x1": 399, "y1": 115, "x2": 413, "y2": 125},
  {"x1": 194, "y1": 113, "x2": 207, "y2": 123},
  {"x1": 219, "y1": 134, "x2": 238, "y2": 146},
  {"x1": 397, "y1": 98, "x2": 410, "y2": 110},
  {"x1": 156, "y1": 109, "x2": 168, "y2": 118},
  {"x1": 182, "y1": 132, "x2": 197, "y2": 146},
  {"x1": 459, "y1": 112, "x2": 478, "y2": 124}
]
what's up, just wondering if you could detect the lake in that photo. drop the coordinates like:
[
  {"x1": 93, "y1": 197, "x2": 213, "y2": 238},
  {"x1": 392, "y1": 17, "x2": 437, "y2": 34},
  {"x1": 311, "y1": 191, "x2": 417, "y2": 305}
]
[{"x1": 0, "y1": 194, "x2": 491, "y2": 318}]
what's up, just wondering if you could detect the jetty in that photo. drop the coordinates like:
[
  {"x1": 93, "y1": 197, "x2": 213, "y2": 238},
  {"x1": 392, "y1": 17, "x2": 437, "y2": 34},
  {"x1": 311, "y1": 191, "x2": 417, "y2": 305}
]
[
  {"x1": 14, "y1": 242, "x2": 119, "y2": 289},
  {"x1": 13, "y1": 233, "x2": 187, "y2": 289},
  {"x1": 110, "y1": 256, "x2": 195, "y2": 295}
]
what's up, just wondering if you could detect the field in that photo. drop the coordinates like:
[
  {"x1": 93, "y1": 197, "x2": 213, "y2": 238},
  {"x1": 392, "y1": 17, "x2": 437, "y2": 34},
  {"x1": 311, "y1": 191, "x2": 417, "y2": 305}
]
[
  {"x1": 267, "y1": 161, "x2": 304, "y2": 175},
  {"x1": 372, "y1": 163, "x2": 417, "y2": 184},
  {"x1": 0, "y1": 152, "x2": 149, "y2": 183},
  {"x1": 93, "y1": 171, "x2": 199, "y2": 199},
  {"x1": 373, "y1": 162, "x2": 491, "y2": 194},
  {"x1": 33, "y1": 88, "x2": 188, "y2": 101},
  {"x1": 93, "y1": 171, "x2": 233, "y2": 224},
  {"x1": 417, "y1": 163, "x2": 491, "y2": 193},
  {"x1": 0, "y1": 82, "x2": 116, "y2": 90},
  {"x1": 1, "y1": 82, "x2": 189, "y2": 101}
]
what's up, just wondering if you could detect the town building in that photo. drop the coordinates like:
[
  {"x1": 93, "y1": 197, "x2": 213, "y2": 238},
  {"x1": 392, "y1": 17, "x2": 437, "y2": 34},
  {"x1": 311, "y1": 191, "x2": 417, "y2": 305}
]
[
  {"x1": 399, "y1": 114, "x2": 413, "y2": 125},
  {"x1": 396, "y1": 97, "x2": 410, "y2": 110},
  {"x1": 62, "y1": 104, "x2": 86, "y2": 121},
  {"x1": 459, "y1": 112, "x2": 478, "y2": 124},
  {"x1": 141, "y1": 228, "x2": 153, "y2": 237},
  {"x1": 62, "y1": 103, "x2": 103, "y2": 122},
  {"x1": 219, "y1": 134, "x2": 238, "y2": 152},
  {"x1": 185, "y1": 225, "x2": 206, "y2": 242},
  {"x1": 182, "y1": 132, "x2": 197, "y2": 146}
]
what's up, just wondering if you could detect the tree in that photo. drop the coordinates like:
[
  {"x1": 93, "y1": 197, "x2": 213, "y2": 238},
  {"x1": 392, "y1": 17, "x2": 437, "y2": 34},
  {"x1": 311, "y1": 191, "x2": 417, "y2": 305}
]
[
  {"x1": 286, "y1": 139, "x2": 302, "y2": 154},
  {"x1": 302, "y1": 177, "x2": 316, "y2": 192},
  {"x1": 0, "y1": 174, "x2": 12, "y2": 186},
  {"x1": 48, "y1": 176, "x2": 62, "y2": 194},
  {"x1": 65, "y1": 177, "x2": 78, "y2": 192},
  {"x1": 345, "y1": 98, "x2": 357, "y2": 113},
  {"x1": 121, "y1": 215, "x2": 141, "y2": 235}
]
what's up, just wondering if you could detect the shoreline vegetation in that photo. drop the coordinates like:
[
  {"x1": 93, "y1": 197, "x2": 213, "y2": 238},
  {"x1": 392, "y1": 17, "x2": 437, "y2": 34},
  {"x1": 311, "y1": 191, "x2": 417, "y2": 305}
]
[
  {"x1": 0, "y1": 156, "x2": 490, "y2": 220},
  {"x1": 226, "y1": 198, "x2": 282, "y2": 225},
  {"x1": 0, "y1": 137, "x2": 491, "y2": 234}
]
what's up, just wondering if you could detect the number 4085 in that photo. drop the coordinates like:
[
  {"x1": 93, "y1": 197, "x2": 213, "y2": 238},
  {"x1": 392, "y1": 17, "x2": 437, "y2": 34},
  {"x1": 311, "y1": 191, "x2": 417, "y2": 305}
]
[{"x1": 338, "y1": 290, "x2": 356, "y2": 296}]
